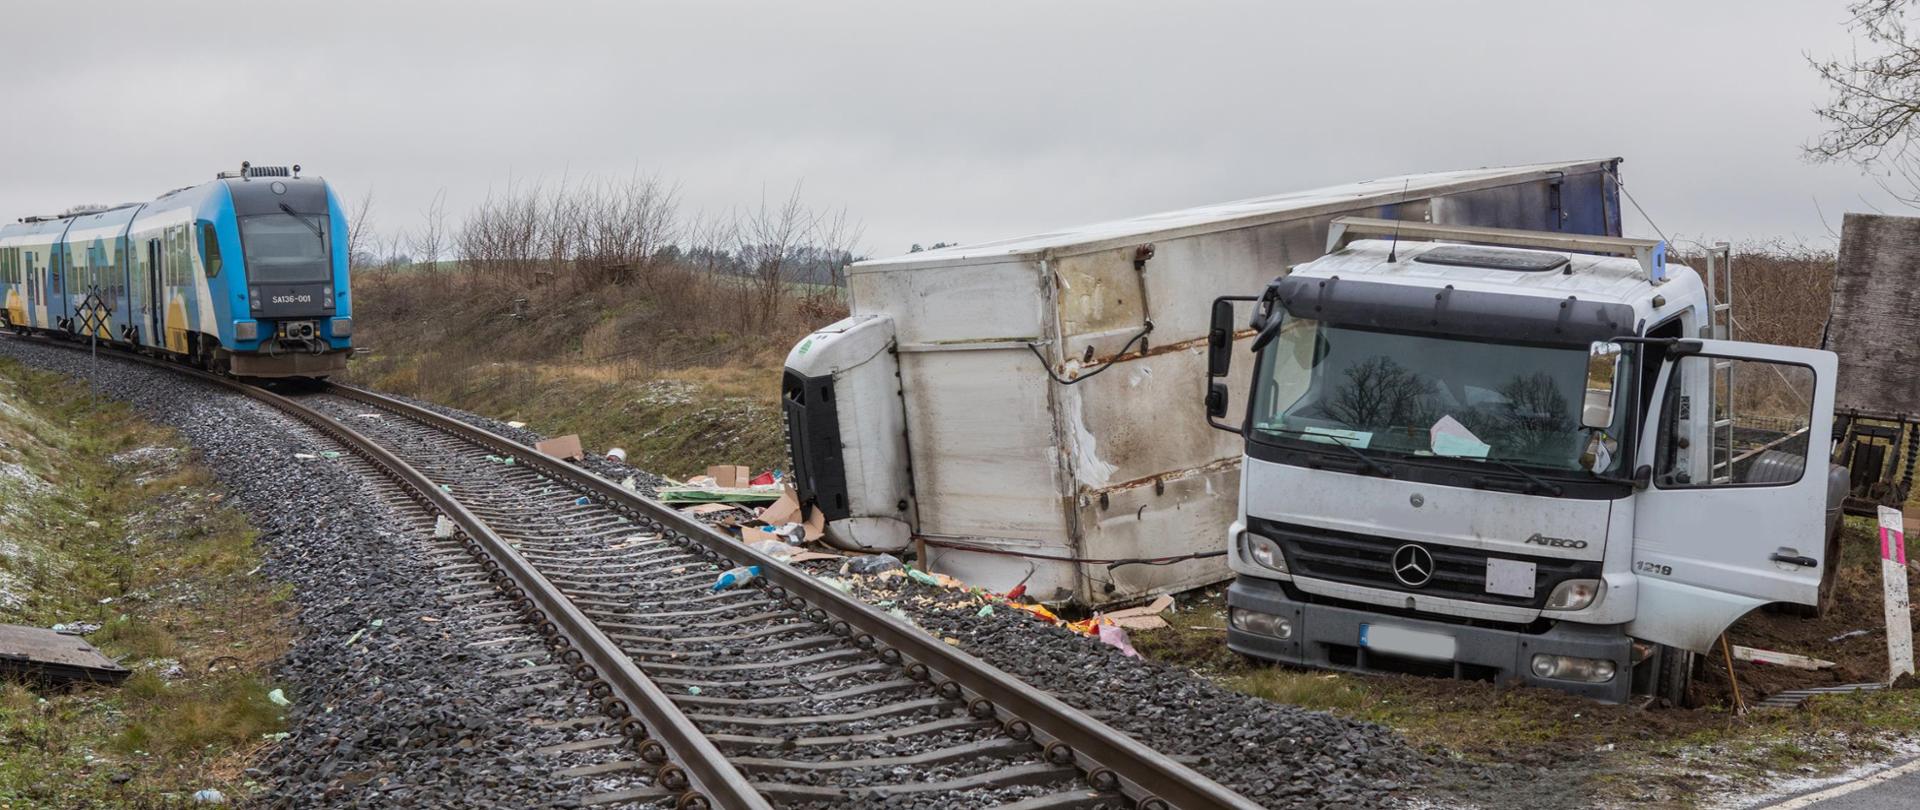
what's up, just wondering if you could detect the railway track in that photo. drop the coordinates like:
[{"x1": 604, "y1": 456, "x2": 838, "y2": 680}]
[{"x1": 7, "y1": 334, "x2": 1267, "y2": 810}]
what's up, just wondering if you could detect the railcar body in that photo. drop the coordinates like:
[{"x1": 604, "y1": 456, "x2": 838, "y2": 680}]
[{"x1": 0, "y1": 164, "x2": 352, "y2": 377}]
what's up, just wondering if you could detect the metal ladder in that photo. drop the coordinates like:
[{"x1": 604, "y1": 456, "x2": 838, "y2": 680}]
[{"x1": 1705, "y1": 243, "x2": 1736, "y2": 484}]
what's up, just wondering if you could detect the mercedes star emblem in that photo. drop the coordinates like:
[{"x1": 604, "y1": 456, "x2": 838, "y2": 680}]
[{"x1": 1391, "y1": 544, "x2": 1435, "y2": 588}]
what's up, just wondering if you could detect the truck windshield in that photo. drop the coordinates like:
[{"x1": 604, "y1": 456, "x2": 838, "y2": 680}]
[
  {"x1": 1250, "y1": 316, "x2": 1627, "y2": 475},
  {"x1": 239, "y1": 212, "x2": 331, "y2": 284}
]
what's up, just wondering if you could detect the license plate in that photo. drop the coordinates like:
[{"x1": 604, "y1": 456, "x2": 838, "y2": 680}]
[{"x1": 1359, "y1": 623, "x2": 1457, "y2": 661}]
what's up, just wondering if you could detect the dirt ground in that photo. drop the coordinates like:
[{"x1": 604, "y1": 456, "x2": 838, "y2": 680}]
[{"x1": 1127, "y1": 516, "x2": 1920, "y2": 808}]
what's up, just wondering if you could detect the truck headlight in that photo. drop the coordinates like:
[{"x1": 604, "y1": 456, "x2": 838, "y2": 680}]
[
  {"x1": 1545, "y1": 579, "x2": 1603, "y2": 611},
  {"x1": 331, "y1": 317, "x2": 353, "y2": 338},
  {"x1": 1230, "y1": 608, "x2": 1293, "y2": 639},
  {"x1": 1246, "y1": 534, "x2": 1289, "y2": 574},
  {"x1": 235, "y1": 321, "x2": 258, "y2": 342},
  {"x1": 1530, "y1": 653, "x2": 1616, "y2": 683}
]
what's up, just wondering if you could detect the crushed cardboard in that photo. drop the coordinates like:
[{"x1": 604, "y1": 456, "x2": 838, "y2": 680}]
[
  {"x1": 1098, "y1": 594, "x2": 1176, "y2": 631},
  {"x1": 684, "y1": 503, "x2": 748, "y2": 516},
  {"x1": 757, "y1": 486, "x2": 826, "y2": 541},
  {"x1": 535, "y1": 434, "x2": 585, "y2": 462}
]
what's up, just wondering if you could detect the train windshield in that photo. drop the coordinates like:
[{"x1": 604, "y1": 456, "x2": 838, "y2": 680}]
[{"x1": 240, "y1": 212, "x2": 330, "y2": 283}]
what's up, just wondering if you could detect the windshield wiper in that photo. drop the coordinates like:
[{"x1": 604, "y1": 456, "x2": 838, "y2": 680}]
[
  {"x1": 279, "y1": 202, "x2": 325, "y2": 244},
  {"x1": 1475, "y1": 456, "x2": 1564, "y2": 496},
  {"x1": 1259, "y1": 426, "x2": 1393, "y2": 477}
]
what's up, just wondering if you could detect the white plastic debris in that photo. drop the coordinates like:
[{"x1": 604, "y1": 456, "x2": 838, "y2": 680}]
[
  {"x1": 267, "y1": 688, "x2": 291, "y2": 707},
  {"x1": 605, "y1": 448, "x2": 627, "y2": 463},
  {"x1": 621, "y1": 476, "x2": 637, "y2": 491},
  {"x1": 192, "y1": 788, "x2": 227, "y2": 804},
  {"x1": 507, "y1": 421, "x2": 527, "y2": 429},
  {"x1": 433, "y1": 515, "x2": 455, "y2": 539}
]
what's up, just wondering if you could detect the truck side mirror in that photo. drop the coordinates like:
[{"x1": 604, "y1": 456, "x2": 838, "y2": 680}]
[
  {"x1": 1206, "y1": 380, "x2": 1230, "y2": 419},
  {"x1": 1582, "y1": 341, "x2": 1624, "y2": 429},
  {"x1": 1207, "y1": 298, "x2": 1235, "y2": 377}
]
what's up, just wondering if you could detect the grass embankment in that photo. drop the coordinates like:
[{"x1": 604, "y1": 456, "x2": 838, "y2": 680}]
[
  {"x1": 0, "y1": 357, "x2": 291, "y2": 806},
  {"x1": 1131, "y1": 517, "x2": 1920, "y2": 806},
  {"x1": 345, "y1": 267, "x2": 840, "y2": 478}
]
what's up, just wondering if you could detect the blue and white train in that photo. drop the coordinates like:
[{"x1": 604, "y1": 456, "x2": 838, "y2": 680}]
[{"x1": 0, "y1": 163, "x2": 352, "y2": 377}]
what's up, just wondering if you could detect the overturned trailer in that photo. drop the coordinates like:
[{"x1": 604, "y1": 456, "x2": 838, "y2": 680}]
[{"x1": 784, "y1": 159, "x2": 1630, "y2": 605}]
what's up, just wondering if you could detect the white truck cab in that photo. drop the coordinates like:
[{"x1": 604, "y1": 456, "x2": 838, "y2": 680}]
[{"x1": 1208, "y1": 218, "x2": 1844, "y2": 703}]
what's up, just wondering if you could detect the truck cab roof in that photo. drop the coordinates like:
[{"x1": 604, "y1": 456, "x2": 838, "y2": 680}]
[{"x1": 1291, "y1": 238, "x2": 1703, "y2": 336}]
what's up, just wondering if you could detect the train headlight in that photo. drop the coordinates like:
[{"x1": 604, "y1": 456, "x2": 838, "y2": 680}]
[
  {"x1": 331, "y1": 317, "x2": 353, "y2": 338},
  {"x1": 235, "y1": 321, "x2": 258, "y2": 342}
]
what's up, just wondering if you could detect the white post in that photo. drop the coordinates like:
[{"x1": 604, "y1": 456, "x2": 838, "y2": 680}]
[{"x1": 1878, "y1": 506, "x2": 1914, "y2": 683}]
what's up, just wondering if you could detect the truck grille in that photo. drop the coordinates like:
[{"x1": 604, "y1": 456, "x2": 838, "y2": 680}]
[{"x1": 1250, "y1": 518, "x2": 1601, "y2": 609}]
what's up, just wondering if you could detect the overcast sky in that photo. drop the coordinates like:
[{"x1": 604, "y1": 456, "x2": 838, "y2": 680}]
[{"x1": 0, "y1": 1, "x2": 1900, "y2": 258}]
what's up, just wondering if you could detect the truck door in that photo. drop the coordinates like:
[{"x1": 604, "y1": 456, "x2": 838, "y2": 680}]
[{"x1": 1625, "y1": 340, "x2": 1837, "y2": 653}]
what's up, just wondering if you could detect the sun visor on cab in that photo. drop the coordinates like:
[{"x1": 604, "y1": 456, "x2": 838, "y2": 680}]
[{"x1": 1264, "y1": 274, "x2": 1636, "y2": 346}]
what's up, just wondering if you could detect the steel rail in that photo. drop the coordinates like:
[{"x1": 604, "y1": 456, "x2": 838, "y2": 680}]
[
  {"x1": 0, "y1": 334, "x2": 764, "y2": 810},
  {"x1": 323, "y1": 381, "x2": 1267, "y2": 810}
]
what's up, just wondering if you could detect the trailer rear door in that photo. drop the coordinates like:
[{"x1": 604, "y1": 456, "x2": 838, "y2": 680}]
[{"x1": 1625, "y1": 340, "x2": 1837, "y2": 653}]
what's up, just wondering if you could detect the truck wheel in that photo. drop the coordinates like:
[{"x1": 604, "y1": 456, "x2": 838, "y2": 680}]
[{"x1": 1653, "y1": 645, "x2": 1695, "y2": 709}]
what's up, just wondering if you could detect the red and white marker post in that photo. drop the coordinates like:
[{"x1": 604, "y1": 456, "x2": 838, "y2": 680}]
[{"x1": 1877, "y1": 506, "x2": 1914, "y2": 683}]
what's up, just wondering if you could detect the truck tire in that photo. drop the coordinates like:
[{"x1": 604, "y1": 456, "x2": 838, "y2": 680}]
[{"x1": 1653, "y1": 645, "x2": 1695, "y2": 708}]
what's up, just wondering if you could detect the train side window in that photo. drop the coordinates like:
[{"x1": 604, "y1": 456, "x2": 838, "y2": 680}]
[{"x1": 199, "y1": 222, "x2": 223, "y2": 278}]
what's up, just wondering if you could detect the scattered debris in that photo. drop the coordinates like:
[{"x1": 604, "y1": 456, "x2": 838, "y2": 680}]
[
  {"x1": 604, "y1": 447, "x2": 626, "y2": 463},
  {"x1": 506, "y1": 420, "x2": 527, "y2": 429},
  {"x1": 1097, "y1": 623, "x2": 1141, "y2": 658},
  {"x1": 711, "y1": 565, "x2": 761, "y2": 592},
  {"x1": 49, "y1": 621, "x2": 102, "y2": 635},
  {"x1": 0, "y1": 623, "x2": 129, "y2": 685},
  {"x1": 846, "y1": 553, "x2": 903, "y2": 576},
  {"x1": 1733, "y1": 645, "x2": 1837, "y2": 671},
  {"x1": 684, "y1": 503, "x2": 747, "y2": 516},
  {"x1": 433, "y1": 515, "x2": 454, "y2": 539},
  {"x1": 1098, "y1": 594, "x2": 1177, "y2": 631},
  {"x1": 534, "y1": 434, "x2": 585, "y2": 462},
  {"x1": 191, "y1": 788, "x2": 227, "y2": 804},
  {"x1": 267, "y1": 688, "x2": 291, "y2": 707},
  {"x1": 1830, "y1": 629, "x2": 1872, "y2": 643},
  {"x1": 657, "y1": 485, "x2": 780, "y2": 505}
]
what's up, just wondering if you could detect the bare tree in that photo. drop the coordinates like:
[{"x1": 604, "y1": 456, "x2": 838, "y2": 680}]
[
  {"x1": 736, "y1": 184, "x2": 815, "y2": 321},
  {"x1": 1810, "y1": 0, "x2": 1920, "y2": 201},
  {"x1": 347, "y1": 189, "x2": 377, "y2": 270},
  {"x1": 408, "y1": 189, "x2": 450, "y2": 272}
]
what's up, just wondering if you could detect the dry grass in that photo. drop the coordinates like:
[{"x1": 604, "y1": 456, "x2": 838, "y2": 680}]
[{"x1": 0, "y1": 358, "x2": 292, "y2": 806}]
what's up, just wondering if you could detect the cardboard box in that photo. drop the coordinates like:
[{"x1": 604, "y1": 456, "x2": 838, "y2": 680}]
[
  {"x1": 536, "y1": 434, "x2": 585, "y2": 462},
  {"x1": 706, "y1": 465, "x2": 751, "y2": 488}
]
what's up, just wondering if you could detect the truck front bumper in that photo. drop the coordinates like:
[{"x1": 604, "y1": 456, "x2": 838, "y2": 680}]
[{"x1": 1227, "y1": 576, "x2": 1634, "y2": 703}]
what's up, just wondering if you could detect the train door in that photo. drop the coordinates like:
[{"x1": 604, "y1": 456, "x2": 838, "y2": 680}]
[
  {"x1": 23, "y1": 251, "x2": 37, "y2": 317},
  {"x1": 111, "y1": 236, "x2": 128, "y2": 343},
  {"x1": 147, "y1": 238, "x2": 164, "y2": 348}
]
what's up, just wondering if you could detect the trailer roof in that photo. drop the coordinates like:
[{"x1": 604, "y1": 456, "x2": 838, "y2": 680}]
[{"x1": 854, "y1": 158, "x2": 1620, "y2": 273}]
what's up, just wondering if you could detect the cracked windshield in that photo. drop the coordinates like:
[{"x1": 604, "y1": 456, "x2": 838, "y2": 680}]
[{"x1": 1251, "y1": 317, "x2": 1625, "y2": 474}]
